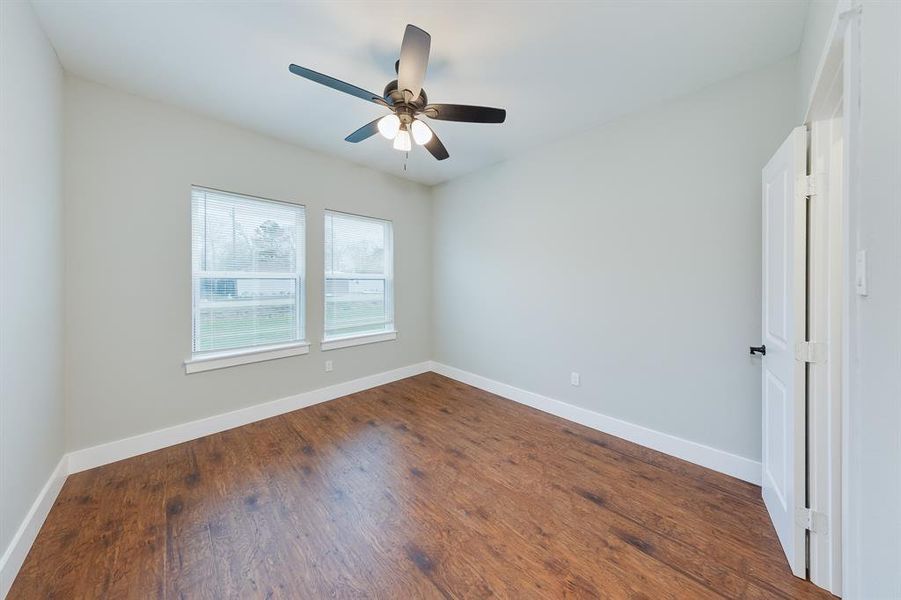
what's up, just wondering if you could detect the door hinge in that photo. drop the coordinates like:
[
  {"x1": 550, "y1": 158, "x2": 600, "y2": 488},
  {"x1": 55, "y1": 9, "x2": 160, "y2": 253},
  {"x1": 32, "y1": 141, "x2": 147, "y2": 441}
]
[
  {"x1": 797, "y1": 507, "x2": 829, "y2": 534},
  {"x1": 795, "y1": 341, "x2": 827, "y2": 363},
  {"x1": 802, "y1": 173, "x2": 825, "y2": 198}
]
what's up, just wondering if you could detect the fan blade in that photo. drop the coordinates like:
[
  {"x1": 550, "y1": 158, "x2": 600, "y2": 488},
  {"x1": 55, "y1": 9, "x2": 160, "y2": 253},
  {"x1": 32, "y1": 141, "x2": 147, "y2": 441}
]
[
  {"x1": 289, "y1": 64, "x2": 388, "y2": 106},
  {"x1": 423, "y1": 104, "x2": 506, "y2": 123},
  {"x1": 345, "y1": 118, "x2": 382, "y2": 143},
  {"x1": 397, "y1": 25, "x2": 430, "y2": 103},
  {"x1": 422, "y1": 124, "x2": 449, "y2": 160}
]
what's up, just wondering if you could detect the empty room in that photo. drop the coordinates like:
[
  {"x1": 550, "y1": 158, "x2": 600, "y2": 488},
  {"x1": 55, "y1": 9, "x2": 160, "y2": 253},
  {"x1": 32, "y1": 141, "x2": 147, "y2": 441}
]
[{"x1": 2, "y1": 0, "x2": 899, "y2": 598}]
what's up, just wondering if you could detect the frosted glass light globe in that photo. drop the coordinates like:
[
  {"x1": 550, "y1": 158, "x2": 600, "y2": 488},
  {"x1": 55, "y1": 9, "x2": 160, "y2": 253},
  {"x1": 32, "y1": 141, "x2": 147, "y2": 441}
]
[
  {"x1": 410, "y1": 119, "x2": 433, "y2": 145},
  {"x1": 377, "y1": 114, "x2": 400, "y2": 139},
  {"x1": 393, "y1": 129, "x2": 412, "y2": 151}
]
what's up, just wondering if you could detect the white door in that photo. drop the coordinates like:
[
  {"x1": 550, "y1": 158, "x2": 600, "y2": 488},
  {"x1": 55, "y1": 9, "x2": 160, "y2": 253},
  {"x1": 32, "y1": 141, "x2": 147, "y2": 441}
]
[{"x1": 759, "y1": 126, "x2": 807, "y2": 578}]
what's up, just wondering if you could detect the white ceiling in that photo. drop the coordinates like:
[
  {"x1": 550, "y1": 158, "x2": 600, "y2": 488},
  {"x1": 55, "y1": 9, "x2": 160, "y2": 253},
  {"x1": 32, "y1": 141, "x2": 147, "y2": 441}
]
[{"x1": 33, "y1": 0, "x2": 809, "y2": 186}]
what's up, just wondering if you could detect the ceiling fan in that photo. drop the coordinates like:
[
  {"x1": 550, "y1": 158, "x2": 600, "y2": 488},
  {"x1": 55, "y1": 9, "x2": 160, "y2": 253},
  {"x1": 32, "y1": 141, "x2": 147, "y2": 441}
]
[{"x1": 288, "y1": 24, "x2": 506, "y2": 161}]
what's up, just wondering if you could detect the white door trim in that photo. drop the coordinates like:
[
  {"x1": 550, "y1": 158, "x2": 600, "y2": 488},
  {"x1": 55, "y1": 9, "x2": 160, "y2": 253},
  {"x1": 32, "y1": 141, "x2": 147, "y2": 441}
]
[
  {"x1": 838, "y1": 5, "x2": 862, "y2": 599},
  {"x1": 805, "y1": 26, "x2": 846, "y2": 596},
  {"x1": 801, "y1": 2, "x2": 861, "y2": 595}
]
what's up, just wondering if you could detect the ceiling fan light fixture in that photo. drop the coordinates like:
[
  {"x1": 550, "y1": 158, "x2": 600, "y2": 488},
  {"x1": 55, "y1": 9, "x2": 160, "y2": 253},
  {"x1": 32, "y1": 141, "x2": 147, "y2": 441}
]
[
  {"x1": 288, "y1": 24, "x2": 506, "y2": 162},
  {"x1": 377, "y1": 114, "x2": 400, "y2": 139},
  {"x1": 410, "y1": 119, "x2": 433, "y2": 145},
  {"x1": 393, "y1": 128, "x2": 412, "y2": 152}
]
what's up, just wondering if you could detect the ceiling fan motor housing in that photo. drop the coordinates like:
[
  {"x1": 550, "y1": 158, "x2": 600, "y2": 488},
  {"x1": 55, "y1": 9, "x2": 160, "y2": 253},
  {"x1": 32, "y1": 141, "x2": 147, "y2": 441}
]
[{"x1": 383, "y1": 79, "x2": 428, "y2": 113}]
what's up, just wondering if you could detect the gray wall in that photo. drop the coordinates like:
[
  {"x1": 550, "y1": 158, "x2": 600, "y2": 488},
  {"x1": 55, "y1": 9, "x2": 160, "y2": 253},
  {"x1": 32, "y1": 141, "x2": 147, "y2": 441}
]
[
  {"x1": 0, "y1": 0, "x2": 65, "y2": 556},
  {"x1": 432, "y1": 58, "x2": 797, "y2": 462},
  {"x1": 64, "y1": 77, "x2": 432, "y2": 451}
]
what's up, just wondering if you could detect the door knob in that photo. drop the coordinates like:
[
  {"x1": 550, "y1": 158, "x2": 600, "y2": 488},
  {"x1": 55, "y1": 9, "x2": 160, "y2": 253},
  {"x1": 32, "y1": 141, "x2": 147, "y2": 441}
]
[{"x1": 750, "y1": 345, "x2": 766, "y2": 356}]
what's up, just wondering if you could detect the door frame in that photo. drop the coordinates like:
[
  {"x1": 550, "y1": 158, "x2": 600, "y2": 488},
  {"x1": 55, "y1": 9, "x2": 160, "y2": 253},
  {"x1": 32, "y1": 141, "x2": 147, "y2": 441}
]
[
  {"x1": 805, "y1": 47, "x2": 843, "y2": 595},
  {"x1": 801, "y1": 1, "x2": 862, "y2": 595}
]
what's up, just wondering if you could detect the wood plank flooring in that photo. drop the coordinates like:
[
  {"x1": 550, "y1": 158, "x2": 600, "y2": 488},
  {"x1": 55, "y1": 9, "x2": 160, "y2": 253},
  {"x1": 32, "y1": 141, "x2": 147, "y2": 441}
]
[{"x1": 10, "y1": 372, "x2": 833, "y2": 599}]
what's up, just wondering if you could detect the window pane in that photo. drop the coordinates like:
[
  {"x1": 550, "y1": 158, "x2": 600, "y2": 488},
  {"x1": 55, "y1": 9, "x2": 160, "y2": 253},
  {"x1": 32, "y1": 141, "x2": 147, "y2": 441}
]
[
  {"x1": 325, "y1": 278, "x2": 387, "y2": 337},
  {"x1": 194, "y1": 189, "x2": 301, "y2": 273},
  {"x1": 194, "y1": 278, "x2": 298, "y2": 352},
  {"x1": 324, "y1": 211, "x2": 393, "y2": 339},
  {"x1": 325, "y1": 213, "x2": 386, "y2": 275},
  {"x1": 192, "y1": 187, "x2": 305, "y2": 355}
]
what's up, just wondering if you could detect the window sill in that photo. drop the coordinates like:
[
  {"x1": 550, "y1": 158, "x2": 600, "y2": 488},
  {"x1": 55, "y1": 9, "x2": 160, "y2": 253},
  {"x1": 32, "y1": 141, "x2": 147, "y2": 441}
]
[
  {"x1": 320, "y1": 331, "x2": 397, "y2": 351},
  {"x1": 185, "y1": 341, "x2": 310, "y2": 374}
]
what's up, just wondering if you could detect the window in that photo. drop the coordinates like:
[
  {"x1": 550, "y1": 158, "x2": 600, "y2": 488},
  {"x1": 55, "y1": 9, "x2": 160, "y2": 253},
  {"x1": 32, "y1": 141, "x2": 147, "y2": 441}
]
[
  {"x1": 190, "y1": 187, "x2": 306, "y2": 365},
  {"x1": 323, "y1": 211, "x2": 394, "y2": 346}
]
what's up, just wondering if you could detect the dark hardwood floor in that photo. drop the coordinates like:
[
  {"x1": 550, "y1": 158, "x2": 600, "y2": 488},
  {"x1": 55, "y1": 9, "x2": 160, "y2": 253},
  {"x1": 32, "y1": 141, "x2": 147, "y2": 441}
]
[{"x1": 10, "y1": 372, "x2": 832, "y2": 599}]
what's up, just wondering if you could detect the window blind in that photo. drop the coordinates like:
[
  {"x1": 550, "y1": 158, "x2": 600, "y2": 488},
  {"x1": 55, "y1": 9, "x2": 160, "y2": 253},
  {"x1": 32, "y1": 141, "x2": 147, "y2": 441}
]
[
  {"x1": 324, "y1": 211, "x2": 394, "y2": 340},
  {"x1": 191, "y1": 187, "x2": 305, "y2": 354}
]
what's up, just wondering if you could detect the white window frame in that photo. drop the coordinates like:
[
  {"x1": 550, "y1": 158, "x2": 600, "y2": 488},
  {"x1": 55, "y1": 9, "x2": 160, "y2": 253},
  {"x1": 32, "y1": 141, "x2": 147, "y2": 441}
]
[
  {"x1": 185, "y1": 186, "x2": 308, "y2": 373},
  {"x1": 322, "y1": 210, "x2": 396, "y2": 351}
]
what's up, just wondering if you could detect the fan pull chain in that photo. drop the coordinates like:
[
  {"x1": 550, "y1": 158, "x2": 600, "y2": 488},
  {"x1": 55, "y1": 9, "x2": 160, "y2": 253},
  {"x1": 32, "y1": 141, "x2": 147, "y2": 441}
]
[{"x1": 404, "y1": 151, "x2": 408, "y2": 171}]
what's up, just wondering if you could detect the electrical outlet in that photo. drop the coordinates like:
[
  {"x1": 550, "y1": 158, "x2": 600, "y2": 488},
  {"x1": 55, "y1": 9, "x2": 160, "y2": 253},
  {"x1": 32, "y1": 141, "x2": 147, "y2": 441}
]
[
  {"x1": 570, "y1": 372, "x2": 580, "y2": 386},
  {"x1": 325, "y1": 360, "x2": 333, "y2": 372}
]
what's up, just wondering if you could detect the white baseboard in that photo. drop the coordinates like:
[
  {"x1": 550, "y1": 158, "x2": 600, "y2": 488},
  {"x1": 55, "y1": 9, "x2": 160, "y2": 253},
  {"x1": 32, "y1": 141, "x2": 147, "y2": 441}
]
[
  {"x1": 429, "y1": 361, "x2": 762, "y2": 485},
  {"x1": 0, "y1": 455, "x2": 69, "y2": 599},
  {"x1": 68, "y1": 361, "x2": 432, "y2": 473}
]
